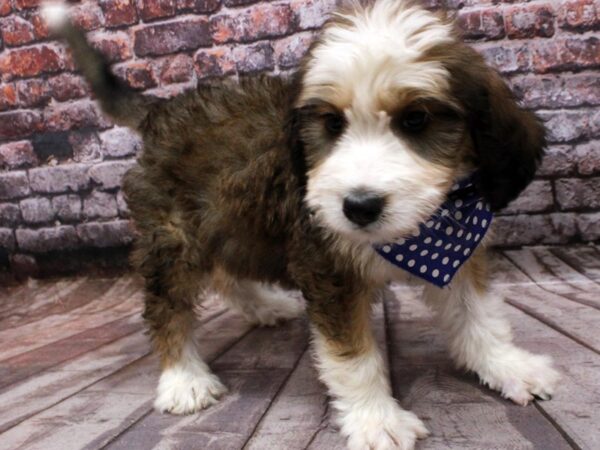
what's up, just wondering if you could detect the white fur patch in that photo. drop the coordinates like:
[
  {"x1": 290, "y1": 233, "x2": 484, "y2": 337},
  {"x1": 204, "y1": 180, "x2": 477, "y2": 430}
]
[
  {"x1": 422, "y1": 269, "x2": 560, "y2": 405},
  {"x1": 312, "y1": 327, "x2": 428, "y2": 450},
  {"x1": 305, "y1": 110, "x2": 453, "y2": 246},
  {"x1": 40, "y1": 1, "x2": 70, "y2": 31},
  {"x1": 154, "y1": 338, "x2": 227, "y2": 415},
  {"x1": 301, "y1": 0, "x2": 454, "y2": 105},
  {"x1": 218, "y1": 279, "x2": 305, "y2": 326}
]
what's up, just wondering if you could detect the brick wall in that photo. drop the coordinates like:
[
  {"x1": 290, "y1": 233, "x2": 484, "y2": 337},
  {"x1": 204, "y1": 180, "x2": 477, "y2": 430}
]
[{"x1": 0, "y1": 0, "x2": 599, "y2": 277}]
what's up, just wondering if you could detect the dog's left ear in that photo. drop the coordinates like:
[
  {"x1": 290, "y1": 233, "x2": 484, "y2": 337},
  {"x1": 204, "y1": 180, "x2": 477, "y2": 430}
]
[{"x1": 442, "y1": 45, "x2": 546, "y2": 211}]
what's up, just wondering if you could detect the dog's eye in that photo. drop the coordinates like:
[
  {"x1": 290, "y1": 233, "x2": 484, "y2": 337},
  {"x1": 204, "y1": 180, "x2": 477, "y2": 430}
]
[
  {"x1": 323, "y1": 113, "x2": 346, "y2": 136},
  {"x1": 400, "y1": 111, "x2": 430, "y2": 133}
]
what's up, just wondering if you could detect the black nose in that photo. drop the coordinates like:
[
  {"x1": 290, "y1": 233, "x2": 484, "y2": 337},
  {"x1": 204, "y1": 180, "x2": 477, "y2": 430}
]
[{"x1": 343, "y1": 190, "x2": 385, "y2": 227}]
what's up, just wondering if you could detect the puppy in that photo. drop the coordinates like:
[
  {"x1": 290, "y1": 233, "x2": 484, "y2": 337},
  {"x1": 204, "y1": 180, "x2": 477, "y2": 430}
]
[{"x1": 43, "y1": 1, "x2": 560, "y2": 448}]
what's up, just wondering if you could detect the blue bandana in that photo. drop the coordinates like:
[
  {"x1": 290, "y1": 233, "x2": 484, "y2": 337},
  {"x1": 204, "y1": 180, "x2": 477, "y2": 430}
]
[{"x1": 375, "y1": 174, "x2": 493, "y2": 288}]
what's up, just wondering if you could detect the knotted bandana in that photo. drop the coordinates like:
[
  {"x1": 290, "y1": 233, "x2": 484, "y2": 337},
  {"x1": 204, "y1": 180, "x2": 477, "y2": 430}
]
[{"x1": 375, "y1": 174, "x2": 493, "y2": 288}]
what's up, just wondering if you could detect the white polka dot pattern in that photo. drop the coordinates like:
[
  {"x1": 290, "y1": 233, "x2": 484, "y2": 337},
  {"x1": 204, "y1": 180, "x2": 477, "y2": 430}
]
[{"x1": 375, "y1": 174, "x2": 493, "y2": 288}]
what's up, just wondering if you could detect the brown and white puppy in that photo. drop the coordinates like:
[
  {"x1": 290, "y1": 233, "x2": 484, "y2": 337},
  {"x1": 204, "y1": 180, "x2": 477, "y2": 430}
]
[{"x1": 43, "y1": 1, "x2": 559, "y2": 448}]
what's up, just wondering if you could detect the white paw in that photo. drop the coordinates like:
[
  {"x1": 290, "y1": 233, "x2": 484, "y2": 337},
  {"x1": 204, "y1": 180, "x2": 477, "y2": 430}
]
[
  {"x1": 477, "y1": 348, "x2": 560, "y2": 406},
  {"x1": 154, "y1": 365, "x2": 227, "y2": 415},
  {"x1": 245, "y1": 286, "x2": 305, "y2": 326},
  {"x1": 342, "y1": 402, "x2": 429, "y2": 450}
]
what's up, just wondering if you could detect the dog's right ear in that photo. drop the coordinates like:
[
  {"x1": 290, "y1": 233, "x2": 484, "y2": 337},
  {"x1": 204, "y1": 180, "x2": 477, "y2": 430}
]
[
  {"x1": 435, "y1": 44, "x2": 546, "y2": 211},
  {"x1": 287, "y1": 107, "x2": 308, "y2": 190}
]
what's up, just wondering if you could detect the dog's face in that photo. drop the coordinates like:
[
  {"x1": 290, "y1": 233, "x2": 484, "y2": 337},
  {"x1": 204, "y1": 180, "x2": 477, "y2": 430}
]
[{"x1": 292, "y1": 0, "x2": 545, "y2": 246}]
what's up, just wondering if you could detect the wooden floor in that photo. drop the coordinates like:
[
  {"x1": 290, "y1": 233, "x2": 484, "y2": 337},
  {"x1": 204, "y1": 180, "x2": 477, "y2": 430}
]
[{"x1": 1, "y1": 246, "x2": 599, "y2": 450}]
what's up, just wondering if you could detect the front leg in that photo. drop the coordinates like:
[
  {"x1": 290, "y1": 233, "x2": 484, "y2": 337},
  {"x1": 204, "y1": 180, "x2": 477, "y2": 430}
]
[
  {"x1": 308, "y1": 287, "x2": 428, "y2": 450},
  {"x1": 422, "y1": 250, "x2": 560, "y2": 405}
]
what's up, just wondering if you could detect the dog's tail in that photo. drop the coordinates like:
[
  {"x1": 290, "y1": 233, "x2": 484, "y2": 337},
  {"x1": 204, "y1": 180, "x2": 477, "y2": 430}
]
[{"x1": 41, "y1": 1, "x2": 153, "y2": 130}]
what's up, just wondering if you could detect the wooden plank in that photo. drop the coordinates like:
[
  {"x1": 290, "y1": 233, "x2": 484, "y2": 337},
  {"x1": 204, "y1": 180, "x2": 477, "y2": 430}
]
[
  {"x1": 0, "y1": 278, "x2": 86, "y2": 326},
  {"x1": 244, "y1": 350, "x2": 328, "y2": 450},
  {"x1": 550, "y1": 246, "x2": 600, "y2": 284},
  {"x1": 493, "y1": 255, "x2": 600, "y2": 353},
  {"x1": 102, "y1": 318, "x2": 308, "y2": 450},
  {"x1": 0, "y1": 310, "x2": 254, "y2": 450},
  {"x1": 505, "y1": 304, "x2": 600, "y2": 450},
  {"x1": 384, "y1": 285, "x2": 572, "y2": 450},
  {"x1": 0, "y1": 305, "x2": 226, "y2": 434},
  {"x1": 0, "y1": 313, "x2": 142, "y2": 391},
  {"x1": 504, "y1": 248, "x2": 600, "y2": 310},
  {"x1": 0, "y1": 276, "x2": 143, "y2": 361}
]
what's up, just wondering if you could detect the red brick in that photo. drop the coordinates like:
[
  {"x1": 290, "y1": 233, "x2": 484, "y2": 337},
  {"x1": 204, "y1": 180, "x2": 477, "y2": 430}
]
[
  {"x1": 115, "y1": 60, "x2": 158, "y2": 90},
  {"x1": 77, "y1": 220, "x2": 134, "y2": 247},
  {"x1": 29, "y1": 163, "x2": 91, "y2": 193},
  {"x1": 194, "y1": 47, "x2": 235, "y2": 79},
  {"x1": 273, "y1": 32, "x2": 313, "y2": 69},
  {"x1": 99, "y1": 127, "x2": 142, "y2": 157},
  {"x1": 99, "y1": 0, "x2": 138, "y2": 27},
  {"x1": 556, "y1": 178, "x2": 600, "y2": 210},
  {"x1": 88, "y1": 31, "x2": 133, "y2": 63},
  {"x1": 511, "y1": 73, "x2": 600, "y2": 109},
  {"x1": 16, "y1": 78, "x2": 51, "y2": 108},
  {"x1": 576, "y1": 140, "x2": 600, "y2": 175},
  {"x1": 532, "y1": 37, "x2": 600, "y2": 73},
  {"x1": 68, "y1": 130, "x2": 103, "y2": 163},
  {"x1": 558, "y1": 0, "x2": 600, "y2": 31},
  {"x1": 577, "y1": 212, "x2": 600, "y2": 241},
  {"x1": 134, "y1": 18, "x2": 211, "y2": 56},
  {"x1": 52, "y1": 195, "x2": 82, "y2": 222},
  {"x1": 0, "y1": 0, "x2": 11, "y2": 16},
  {"x1": 505, "y1": 3, "x2": 555, "y2": 39},
  {"x1": 232, "y1": 42, "x2": 274, "y2": 73},
  {"x1": 0, "y1": 228, "x2": 16, "y2": 252},
  {"x1": 89, "y1": 160, "x2": 135, "y2": 189},
  {"x1": 16, "y1": 226, "x2": 80, "y2": 253},
  {"x1": 538, "y1": 110, "x2": 594, "y2": 143},
  {"x1": 0, "y1": 203, "x2": 21, "y2": 227},
  {"x1": 159, "y1": 54, "x2": 194, "y2": 84},
  {"x1": 20, "y1": 197, "x2": 54, "y2": 224},
  {"x1": 13, "y1": 0, "x2": 38, "y2": 10},
  {"x1": 457, "y1": 9, "x2": 505, "y2": 40},
  {"x1": 0, "y1": 171, "x2": 30, "y2": 200},
  {"x1": 476, "y1": 42, "x2": 531, "y2": 74},
  {"x1": 211, "y1": 3, "x2": 296, "y2": 44},
  {"x1": 137, "y1": 0, "x2": 176, "y2": 21},
  {"x1": 0, "y1": 110, "x2": 41, "y2": 139},
  {"x1": 0, "y1": 140, "x2": 38, "y2": 169},
  {"x1": 0, "y1": 45, "x2": 66, "y2": 80},
  {"x1": 176, "y1": 0, "x2": 220, "y2": 13},
  {"x1": 70, "y1": 1, "x2": 104, "y2": 31},
  {"x1": 48, "y1": 73, "x2": 90, "y2": 101},
  {"x1": 538, "y1": 145, "x2": 576, "y2": 177},
  {"x1": 291, "y1": 0, "x2": 337, "y2": 30},
  {"x1": 42, "y1": 101, "x2": 103, "y2": 132},
  {"x1": 490, "y1": 213, "x2": 577, "y2": 246},
  {"x1": 0, "y1": 84, "x2": 17, "y2": 111},
  {"x1": 445, "y1": 0, "x2": 494, "y2": 9},
  {"x1": 501, "y1": 180, "x2": 554, "y2": 214},
  {"x1": 224, "y1": 0, "x2": 259, "y2": 6},
  {"x1": 29, "y1": 10, "x2": 50, "y2": 38},
  {"x1": 83, "y1": 191, "x2": 118, "y2": 219},
  {"x1": 1, "y1": 15, "x2": 36, "y2": 46}
]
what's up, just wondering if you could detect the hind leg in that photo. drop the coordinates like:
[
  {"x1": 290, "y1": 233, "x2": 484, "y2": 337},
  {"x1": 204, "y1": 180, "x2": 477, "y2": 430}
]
[
  {"x1": 135, "y1": 237, "x2": 226, "y2": 415},
  {"x1": 212, "y1": 268, "x2": 304, "y2": 326}
]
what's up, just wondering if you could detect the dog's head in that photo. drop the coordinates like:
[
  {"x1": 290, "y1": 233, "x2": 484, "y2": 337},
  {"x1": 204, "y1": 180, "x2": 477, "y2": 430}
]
[{"x1": 290, "y1": 0, "x2": 545, "y2": 246}]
